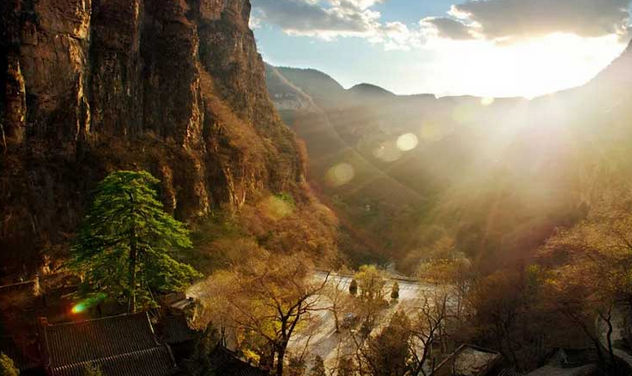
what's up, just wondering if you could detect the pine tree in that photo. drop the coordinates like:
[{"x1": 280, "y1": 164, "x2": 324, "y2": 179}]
[
  {"x1": 0, "y1": 353, "x2": 19, "y2": 376},
  {"x1": 72, "y1": 170, "x2": 201, "y2": 312},
  {"x1": 349, "y1": 279, "x2": 358, "y2": 296},
  {"x1": 391, "y1": 281, "x2": 399, "y2": 300}
]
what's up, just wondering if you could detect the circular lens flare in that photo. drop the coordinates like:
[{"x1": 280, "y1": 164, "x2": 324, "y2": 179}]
[
  {"x1": 396, "y1": 133, "x2": 419, "y2": 151},
  {"x1": 326, "y1": 163, "x2": 355, "y2": 187}
]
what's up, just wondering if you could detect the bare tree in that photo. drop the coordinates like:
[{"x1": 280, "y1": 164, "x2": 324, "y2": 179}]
[
  {"x1": 197, "y1": 251, "x2": 329, "y2": 376},
  {"x1": 406, "y1": 290, "x2": 455, "y2": 376}
]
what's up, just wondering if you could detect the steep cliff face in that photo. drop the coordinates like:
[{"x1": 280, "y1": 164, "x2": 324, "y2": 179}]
[{"x1": 0, "y1": 0, "x2": 321, "y2": 278}]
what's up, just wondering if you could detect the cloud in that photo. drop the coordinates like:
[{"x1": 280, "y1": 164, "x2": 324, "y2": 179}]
[
  {"x1": 380, "y1": 22, "x2": 424, "y2": 50},
  {"x1": 252, "y1": 0, "x2": 632, "y2": 50},
  {"x1": 421, "y1": 17, "x2": 474, "y2": 40},
  {"x1": 429, "y1": 0, "x2": 632, "y2": 43},
  {"x1": 331, "y1": 0, "x2": 385, "y2": 10},
  {"x1": 249, "y1": 13, "x2": 262, "y2": 29},
  {"x1": 251, "y1": 0, "x2": 421, "y2": 49},
  {"x1": 252, "y1": 0, "x2": 379, "y2": 38}
]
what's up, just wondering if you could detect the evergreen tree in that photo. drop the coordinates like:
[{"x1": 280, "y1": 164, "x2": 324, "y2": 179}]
[
  {"x1": 0, "y1": 353, "x2": 19, "y2": 376},
  {"x1": 362, "y1": 311, "x2": 412, "y2": 376},
  {"x1": 72, "y1": 170, "x2": 201, "y2": 312},
  {"x1": 391, "y1": 281, "x2": 399, "y2": 300},
  {"x1": 349, "y1": 279, "x2": 358, "y2": 296}
]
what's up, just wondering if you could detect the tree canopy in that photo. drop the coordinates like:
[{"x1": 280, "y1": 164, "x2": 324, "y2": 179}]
[
  {"x1": 71, "y1": 170, "x2": 201, "y2": 312},
  {"x1": 539, "y1": 189, "x2": 632, "y2": 371},
  {"x1": 197, "y1": 251, "x2": 327, "y2": 376},
  {"x1": 354, "y1": 265, "x2": 387, "y2": 333}
]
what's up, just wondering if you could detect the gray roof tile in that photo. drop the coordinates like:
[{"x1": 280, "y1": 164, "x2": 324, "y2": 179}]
[{"x1": 41, "y1": 312, "x2": 177, "y2": 376}]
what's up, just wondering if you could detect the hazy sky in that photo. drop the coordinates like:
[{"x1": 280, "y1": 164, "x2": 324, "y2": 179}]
[{"x1": 252, "y1": 0, "x2": 632, "y2": 98}]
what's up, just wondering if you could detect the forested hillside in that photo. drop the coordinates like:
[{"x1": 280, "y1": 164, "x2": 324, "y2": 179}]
[{"x1": 267, "y1": 46, "x2": 632, "y2": 272}]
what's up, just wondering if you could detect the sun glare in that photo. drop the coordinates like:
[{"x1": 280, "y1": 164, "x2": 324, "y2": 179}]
[
  {"x1": 481, "y1": 97, "x2": 495, "y2": 106},
  {"x1": 419, "y1": 33, "x2": 625, "y2": 98}
]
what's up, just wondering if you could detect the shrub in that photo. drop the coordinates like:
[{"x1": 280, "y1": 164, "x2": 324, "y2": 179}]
[
  {"x1": 349, "y1": 279, "x2": 358, "y2": 295},
  {"x1": 391, "y1": 281, "x2": 400, "y2": 300}
]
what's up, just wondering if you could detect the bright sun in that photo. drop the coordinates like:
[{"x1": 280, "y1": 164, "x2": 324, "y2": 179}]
[
  {"x1": 421, "y1": 33, "x2": 625, "y2": 99},
  {"x1": 498, "y1": 34, "x2": 623, "y2": 99}
]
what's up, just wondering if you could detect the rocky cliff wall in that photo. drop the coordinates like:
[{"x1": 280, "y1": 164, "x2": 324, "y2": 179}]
[{"x1": 0, "y1": 0, "x2": 317, "y2": 278}]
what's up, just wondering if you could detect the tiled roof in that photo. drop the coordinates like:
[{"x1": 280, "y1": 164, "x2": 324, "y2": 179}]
[
  {"x1": 161, "y1": 315, "x2": 197, "y2": 345},
  {"x1": 41, "y1": 312, "x2": 177, "y2": 376},
  {"x1": 50, "y1": 347, "x2": 176, "y2": 376}
]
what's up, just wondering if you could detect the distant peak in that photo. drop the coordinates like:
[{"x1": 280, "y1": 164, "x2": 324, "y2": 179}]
[{"x1": 348, "y1": 83, "x2": 395, "y2": 97}]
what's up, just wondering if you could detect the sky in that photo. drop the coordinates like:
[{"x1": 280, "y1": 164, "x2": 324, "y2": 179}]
[{"x1": 251, "y1": 0, "x2": 632, "y2": 98}]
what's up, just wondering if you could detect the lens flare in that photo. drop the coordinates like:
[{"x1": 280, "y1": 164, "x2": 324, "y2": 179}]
[
  {"x1": 71, "y1": 303, "x2": 86, "y2": 314},
  {"x1": 70, "y1": 293, "x2": 107, "y2": 315},
  {"x1": 326, "y1": 163, "x2": 355, "y2": 187},
  {"x1": 396, "y1": 133, "x2": 419, "y2": 151}
]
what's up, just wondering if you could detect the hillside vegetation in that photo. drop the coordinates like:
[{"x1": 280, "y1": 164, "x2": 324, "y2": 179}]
[
  {"x1": 267, "y1": 44, "x2": 632, "y2": 272},
  {"x1": 0, "y1": 0, "x2": 339, "y2": 281}
]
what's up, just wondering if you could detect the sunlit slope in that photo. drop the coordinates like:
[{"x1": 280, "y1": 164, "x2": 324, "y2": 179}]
[
  {"x1": 267, "y1": 65, "x2": 424, "y2": 263},
  {"x1": 266, "y1": 42, "x2": 632, "y2": 271}
]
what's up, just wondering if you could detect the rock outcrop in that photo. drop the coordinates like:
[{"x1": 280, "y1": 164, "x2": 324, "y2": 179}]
[{"x1": 0, "y1": 0, "x2": 319, "y2": 278}]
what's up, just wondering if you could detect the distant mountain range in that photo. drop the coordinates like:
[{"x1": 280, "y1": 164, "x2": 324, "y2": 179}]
[{"x1": 265, "y1": 41, "x2": 632, "y2": 271}]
